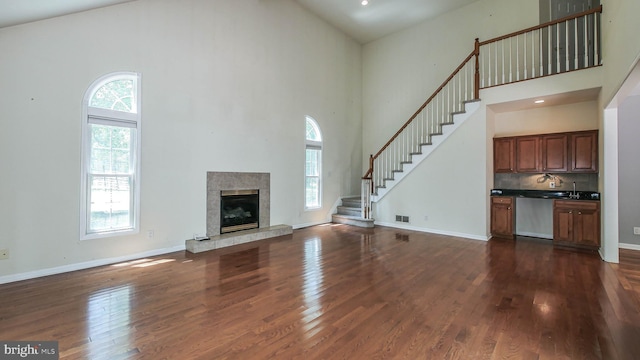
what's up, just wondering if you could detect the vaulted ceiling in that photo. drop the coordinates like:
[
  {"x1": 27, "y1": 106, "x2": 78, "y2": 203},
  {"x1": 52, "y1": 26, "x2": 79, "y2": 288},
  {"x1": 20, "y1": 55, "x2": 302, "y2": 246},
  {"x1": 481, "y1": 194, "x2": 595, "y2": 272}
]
[{"x1": 0, "y1": 0, "x2": 481, "y2": 43}]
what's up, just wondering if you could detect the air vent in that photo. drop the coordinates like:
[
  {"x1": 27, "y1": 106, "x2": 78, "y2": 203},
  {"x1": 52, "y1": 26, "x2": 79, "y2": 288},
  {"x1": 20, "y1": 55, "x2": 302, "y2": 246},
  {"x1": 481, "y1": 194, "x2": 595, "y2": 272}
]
[{"x1": 395, "y1": 215, "x2": 410, "y2": 223}]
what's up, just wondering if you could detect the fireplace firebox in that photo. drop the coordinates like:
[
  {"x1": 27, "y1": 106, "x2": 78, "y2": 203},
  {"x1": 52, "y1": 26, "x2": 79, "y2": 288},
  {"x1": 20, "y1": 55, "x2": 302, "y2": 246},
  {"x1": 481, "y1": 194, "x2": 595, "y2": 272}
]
[{"x1": 220, "y1": 189, "x2": 259, "y2": 234}]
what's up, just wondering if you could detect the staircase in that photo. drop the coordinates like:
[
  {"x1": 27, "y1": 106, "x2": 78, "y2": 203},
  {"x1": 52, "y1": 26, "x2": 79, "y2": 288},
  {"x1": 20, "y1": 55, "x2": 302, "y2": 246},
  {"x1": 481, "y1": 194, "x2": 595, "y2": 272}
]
[
  {"x1": 331, "y1": 197, "x2": 374, "y2": 228},
  {"x1": 331, "y1": 6, "x2": 603, "y2": 228}
]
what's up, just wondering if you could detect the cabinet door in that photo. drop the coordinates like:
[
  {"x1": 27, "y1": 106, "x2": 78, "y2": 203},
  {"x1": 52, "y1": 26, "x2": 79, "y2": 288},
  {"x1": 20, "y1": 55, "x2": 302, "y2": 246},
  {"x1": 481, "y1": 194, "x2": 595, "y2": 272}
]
[
  {"x1": 541, "y1": 134, "x2": 568, "y2": 172},
  {"x1": 516, "y1": 136, "x2": 541, "y2": 172},
  {"x1": 570, "y1": 131, "x2": 598, "y2": 172},
  {"x1": 491, "y1": 197, "x2": 514, "y2": 239},
  {"x1": 553, "y1": 200, "x2": 600, "y2": 249},
  {"x1": 574, "y1": 208, "x2": 600, "y2": 247},
  {"x1": 494, "y1": 138, "x2": 515, "y2": 173},
  {"x1": 553, "y1": 206, "x2": 574, "y2": 243}
]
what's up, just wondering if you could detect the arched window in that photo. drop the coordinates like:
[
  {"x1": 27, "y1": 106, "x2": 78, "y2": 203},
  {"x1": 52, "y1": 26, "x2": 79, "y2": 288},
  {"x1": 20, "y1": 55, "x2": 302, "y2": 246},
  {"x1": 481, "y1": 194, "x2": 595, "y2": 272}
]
[
  {"x1": 80, "y1": 72, "x2": 141, "y2": 240},
  {"x1": 305, "y1": 116, "x2": 322, "y2": 209}
]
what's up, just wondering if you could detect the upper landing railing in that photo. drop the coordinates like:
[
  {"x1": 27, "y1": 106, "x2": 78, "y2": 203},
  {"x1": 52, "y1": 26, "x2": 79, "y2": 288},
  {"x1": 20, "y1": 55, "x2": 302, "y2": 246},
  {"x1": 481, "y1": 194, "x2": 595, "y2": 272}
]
[
  {"x1": 361, "y1": 5, "x2": 602, "y2": 219},
  {"x1": 478, "y1": 5, "x2": 602, "y2": 88}
]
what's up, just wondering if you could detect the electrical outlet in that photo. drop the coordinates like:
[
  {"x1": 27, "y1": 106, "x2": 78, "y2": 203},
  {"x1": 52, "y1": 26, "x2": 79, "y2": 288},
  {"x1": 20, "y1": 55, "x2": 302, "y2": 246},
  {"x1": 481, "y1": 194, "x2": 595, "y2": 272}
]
[
  {"x1": 0, "y1": 249, "x2": 9, "y2": 260},
  {"x1": 147, "y1": 230, "x2": 154, "y2": 238},
  {"x1": 634, "y1": 227, "x2": 640, "y2": 235},
  {"x1": 549, "y1": 181, "x2": 556, "y2": 188}
]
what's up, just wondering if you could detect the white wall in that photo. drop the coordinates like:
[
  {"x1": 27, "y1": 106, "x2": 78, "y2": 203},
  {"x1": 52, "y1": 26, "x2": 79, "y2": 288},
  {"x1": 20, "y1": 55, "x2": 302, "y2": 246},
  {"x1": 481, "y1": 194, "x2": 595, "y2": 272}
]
[
  {"x1": 618, "y1": 95, "x2": 640, "y2": 247},
  {"x1": 0, "y1": 0, "x2": 362, "y2": 280},
  {"x1": 493, "y1": 101, "x2": 599, "y2": 136},
  {"x1": 601, "y1": 0, "x2": 640, "y2": 106}
]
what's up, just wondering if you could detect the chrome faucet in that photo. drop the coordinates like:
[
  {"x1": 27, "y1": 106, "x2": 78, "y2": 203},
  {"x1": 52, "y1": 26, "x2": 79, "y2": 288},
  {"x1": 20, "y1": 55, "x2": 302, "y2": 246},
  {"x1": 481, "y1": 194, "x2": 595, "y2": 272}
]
[{"x1": 570, "y1": 181, "x2": 580, "y2": 199}]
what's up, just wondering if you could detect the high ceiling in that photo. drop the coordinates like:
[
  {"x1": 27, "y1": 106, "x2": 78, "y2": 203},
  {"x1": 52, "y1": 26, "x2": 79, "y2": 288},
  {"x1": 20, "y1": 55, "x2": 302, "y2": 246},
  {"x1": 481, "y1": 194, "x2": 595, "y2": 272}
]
[
  {"x1": 0, "y1": 0, "x2": 481, "y2": 43},
  {"x1": 0, "y1": 0, "x2": 136, "y2": 29},
  {"x1": 295, "y1": 0, "x2": 481, "y2": 43}
]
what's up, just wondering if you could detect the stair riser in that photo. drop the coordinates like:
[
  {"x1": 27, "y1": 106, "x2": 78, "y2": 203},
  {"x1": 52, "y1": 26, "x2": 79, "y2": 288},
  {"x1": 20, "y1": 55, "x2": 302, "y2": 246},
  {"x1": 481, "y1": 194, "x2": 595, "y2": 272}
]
[
  {"x1": 341, "y1": 200, "x2": 361, "y2": 208},
  {"x1": 337, "y1": 206, "x2": 361, "y2": 216}
]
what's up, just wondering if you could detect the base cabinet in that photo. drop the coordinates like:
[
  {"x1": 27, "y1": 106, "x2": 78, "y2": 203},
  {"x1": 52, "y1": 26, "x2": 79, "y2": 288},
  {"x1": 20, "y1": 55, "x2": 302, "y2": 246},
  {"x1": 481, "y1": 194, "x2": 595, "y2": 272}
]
[
  {"x1": 491, "y1": 196, "x2": 514, "y2": 239},
  {"x1": 553, "y1": 200, "x2": 600, "y2": 250}
]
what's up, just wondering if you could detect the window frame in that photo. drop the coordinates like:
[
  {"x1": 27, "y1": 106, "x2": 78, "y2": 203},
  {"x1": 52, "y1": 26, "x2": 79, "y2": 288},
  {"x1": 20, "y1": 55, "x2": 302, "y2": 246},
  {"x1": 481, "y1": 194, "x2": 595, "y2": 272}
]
[
  {"x1": 80, "y1": 72, "x2": 142, "y2": 240},
  {"x1": 305, "y1": 116, "x2": 322, "y2": 210}
]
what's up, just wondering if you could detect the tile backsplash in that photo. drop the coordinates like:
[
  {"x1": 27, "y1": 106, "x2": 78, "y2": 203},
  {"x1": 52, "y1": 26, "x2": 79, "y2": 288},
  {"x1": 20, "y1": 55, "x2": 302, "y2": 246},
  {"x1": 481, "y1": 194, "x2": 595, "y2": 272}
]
[{"x1": 494, "y1": 173, "x2": 598, "y2": 191}]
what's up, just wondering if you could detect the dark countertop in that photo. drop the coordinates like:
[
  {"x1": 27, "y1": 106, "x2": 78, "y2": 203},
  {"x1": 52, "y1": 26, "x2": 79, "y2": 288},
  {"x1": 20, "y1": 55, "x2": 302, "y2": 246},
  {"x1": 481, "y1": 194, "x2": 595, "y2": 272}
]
[{"x1": 490, "y1": 189, "x2": 600, "y2": 201}]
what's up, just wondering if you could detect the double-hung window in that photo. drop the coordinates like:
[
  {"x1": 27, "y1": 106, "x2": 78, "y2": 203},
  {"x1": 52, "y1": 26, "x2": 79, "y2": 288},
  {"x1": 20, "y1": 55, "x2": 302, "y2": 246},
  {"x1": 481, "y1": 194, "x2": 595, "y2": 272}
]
[
  {"x1": 80, "y1": 73, "x2": 141, "y2": 240},
  {"x1": 305, "y1": 116, "x2": 322, "y2": 209}
]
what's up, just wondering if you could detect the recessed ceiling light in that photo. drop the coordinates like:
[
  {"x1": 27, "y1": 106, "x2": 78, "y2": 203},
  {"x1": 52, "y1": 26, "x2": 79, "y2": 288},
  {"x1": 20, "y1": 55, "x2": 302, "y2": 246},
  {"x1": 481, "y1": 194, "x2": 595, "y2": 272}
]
[
  {"x1": 534, "y1": 99, "x2": 545, "y2": 104},
  {"x1": 361, "y1": 0, "x2": 369, "y2": 5}
]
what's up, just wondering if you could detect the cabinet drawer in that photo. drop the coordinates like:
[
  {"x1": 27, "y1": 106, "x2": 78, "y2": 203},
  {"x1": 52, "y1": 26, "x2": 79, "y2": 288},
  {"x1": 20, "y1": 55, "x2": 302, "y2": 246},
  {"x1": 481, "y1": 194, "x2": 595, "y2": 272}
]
[
  {"x1": 491, "y1": 196, "x2": 513, "y2": 205},
  {"x1": 554, "y1": 200, "x2": 599, "y2": 211}
]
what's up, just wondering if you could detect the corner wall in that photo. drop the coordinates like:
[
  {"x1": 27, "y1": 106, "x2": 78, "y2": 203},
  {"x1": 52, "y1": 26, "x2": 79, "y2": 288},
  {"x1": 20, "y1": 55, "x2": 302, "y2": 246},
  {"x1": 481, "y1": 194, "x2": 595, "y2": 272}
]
[{"x1": 617, "y1": 95, "x2": 640, "y2": 247}]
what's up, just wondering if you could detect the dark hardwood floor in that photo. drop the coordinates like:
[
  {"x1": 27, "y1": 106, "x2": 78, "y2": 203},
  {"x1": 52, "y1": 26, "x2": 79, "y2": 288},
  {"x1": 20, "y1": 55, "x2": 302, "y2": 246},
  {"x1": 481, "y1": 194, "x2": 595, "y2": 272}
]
[{"x1": 1, "y1": 225, "x2": 640, "y2": 359}]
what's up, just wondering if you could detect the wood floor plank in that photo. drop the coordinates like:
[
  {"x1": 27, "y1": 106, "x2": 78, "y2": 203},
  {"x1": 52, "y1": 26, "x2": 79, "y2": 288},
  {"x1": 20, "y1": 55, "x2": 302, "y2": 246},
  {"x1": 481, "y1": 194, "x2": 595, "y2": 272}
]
[{"x1": 1, "y1": 225, "x2": 640, "y2": 359}]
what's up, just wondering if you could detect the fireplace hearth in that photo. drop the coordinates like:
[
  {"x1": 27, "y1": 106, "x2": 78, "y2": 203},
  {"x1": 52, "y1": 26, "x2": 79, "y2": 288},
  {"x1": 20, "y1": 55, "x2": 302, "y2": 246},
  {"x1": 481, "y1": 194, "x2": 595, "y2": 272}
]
[{"x1": 220, "y1": 189, "x2": 259, "y2": 234}]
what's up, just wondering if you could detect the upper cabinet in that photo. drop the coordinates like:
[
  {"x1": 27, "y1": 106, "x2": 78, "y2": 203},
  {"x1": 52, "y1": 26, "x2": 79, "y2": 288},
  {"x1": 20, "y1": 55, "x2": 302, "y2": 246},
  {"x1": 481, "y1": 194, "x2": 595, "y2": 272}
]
[
  {"x1": 494, "y1": 130, "x2": 598, "y2": 174},
  {"x1": 570, "y1": 131, "x2": 598, "y2": 172},
  {"x1": 541, "y1": 134, "x2": 568, "y2": 172},
  {"x1": 494, "y1": 138, "x2": 515, "y2": 173},
  {"x1": 516, "y1": 136, "x2": 541, "y2": 172}
]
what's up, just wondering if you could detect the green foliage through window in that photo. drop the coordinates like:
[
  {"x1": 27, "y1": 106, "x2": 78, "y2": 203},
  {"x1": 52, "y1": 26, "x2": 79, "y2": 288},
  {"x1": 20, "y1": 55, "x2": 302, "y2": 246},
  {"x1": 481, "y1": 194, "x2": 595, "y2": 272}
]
[{"x1": 90, "y1": 79, "x2": 135, "y2": 113}]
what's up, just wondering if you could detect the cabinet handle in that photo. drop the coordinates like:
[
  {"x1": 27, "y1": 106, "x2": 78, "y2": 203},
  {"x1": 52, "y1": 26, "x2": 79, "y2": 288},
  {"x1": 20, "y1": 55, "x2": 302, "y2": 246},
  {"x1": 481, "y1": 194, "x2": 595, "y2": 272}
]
[
  {"x1": 508, "y1": 207, "x2": 511, "y2": 210},
  {"x1": 578, "y1": 211, "x2": 582, "y2": 215},
  {"x1": 569, "y1": 211, "x2": 573, "y2": 214}
]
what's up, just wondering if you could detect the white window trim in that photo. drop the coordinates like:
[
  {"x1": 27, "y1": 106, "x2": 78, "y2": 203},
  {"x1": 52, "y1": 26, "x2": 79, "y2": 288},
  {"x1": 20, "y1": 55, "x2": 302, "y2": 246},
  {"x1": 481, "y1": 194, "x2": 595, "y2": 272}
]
[
  {"x1": 80, "y1": 72, "x2": 142, "y2": 240},
  {"x1": 305, "y1": 116, "x2": 322, "y2": 210}
]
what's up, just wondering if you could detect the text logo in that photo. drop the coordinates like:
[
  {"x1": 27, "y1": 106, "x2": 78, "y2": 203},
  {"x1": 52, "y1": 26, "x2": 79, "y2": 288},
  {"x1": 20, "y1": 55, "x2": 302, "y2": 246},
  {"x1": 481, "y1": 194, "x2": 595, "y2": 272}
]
[{"x1": 1, "y1": 342, "x2": 58, "y2": 360}]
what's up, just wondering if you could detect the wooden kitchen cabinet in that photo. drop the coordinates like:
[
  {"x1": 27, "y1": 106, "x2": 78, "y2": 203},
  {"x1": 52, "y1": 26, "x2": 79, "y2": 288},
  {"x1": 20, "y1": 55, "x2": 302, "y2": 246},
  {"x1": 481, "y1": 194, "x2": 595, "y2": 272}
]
[
  {"x1": 491, "y1": 196, "x2": 514, "y2": 239},
  {"x1": 493, "y1": 130, "x2": 598, "y2": 174},
  {"x1": 553, "y1": 200, "x2": 600, "y2": 250},
  {"x1": 570, "y1": 130, "x2": 598, "y2": 172},
  {"x1": 494, "y1": 137, "x2": 515, "y2": 173},
  {"x1": 541, "y1": 133, "x2": 568, "y2": 172},
  {"x1": 516, "y1": 136, "x2": 541, "y2": 172}
]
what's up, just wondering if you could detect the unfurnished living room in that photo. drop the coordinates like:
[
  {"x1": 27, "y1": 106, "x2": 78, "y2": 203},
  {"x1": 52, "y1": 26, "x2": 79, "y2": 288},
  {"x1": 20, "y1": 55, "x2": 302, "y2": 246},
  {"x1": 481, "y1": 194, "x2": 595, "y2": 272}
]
[{"x1": 1, "y1": 0, "x2": 640, "y2": 359}]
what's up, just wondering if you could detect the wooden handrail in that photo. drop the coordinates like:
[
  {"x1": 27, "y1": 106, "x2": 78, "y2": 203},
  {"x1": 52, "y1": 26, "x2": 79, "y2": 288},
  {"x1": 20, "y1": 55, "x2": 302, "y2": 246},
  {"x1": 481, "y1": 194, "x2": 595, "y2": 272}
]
[
  {"x1": 478, "y1": 5, "x2": 602, "y2": 46},
  {"x1": 369, "y1": 50, "x2": 476, "y2": 162}
]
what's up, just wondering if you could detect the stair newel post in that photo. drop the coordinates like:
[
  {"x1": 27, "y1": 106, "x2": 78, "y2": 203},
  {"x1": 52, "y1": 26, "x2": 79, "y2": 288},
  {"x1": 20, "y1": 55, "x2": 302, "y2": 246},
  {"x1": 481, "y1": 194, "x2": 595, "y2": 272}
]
[
  {"x1": 474, "y1": 38, "x2": 480, "y2": 100},
  {"x1": 369, "y1": 154, "x2": 374, "y2": 194}
]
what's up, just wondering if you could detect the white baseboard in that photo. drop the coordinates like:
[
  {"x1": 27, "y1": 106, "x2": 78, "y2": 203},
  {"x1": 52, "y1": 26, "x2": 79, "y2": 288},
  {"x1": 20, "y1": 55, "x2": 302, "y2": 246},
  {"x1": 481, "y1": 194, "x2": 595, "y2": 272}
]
[
  {"x1": 619, "y1": 243, "x2": 640, "y2": 251},
  {"x1": 374, "y1": 221, "x2": 489, "y2": 241},
  {"x1": 0, "y1": 244, "x2": 186, "y2": 285},
  {"x1": 293, "y1": 220, "x2": 331, "y2": 230}
]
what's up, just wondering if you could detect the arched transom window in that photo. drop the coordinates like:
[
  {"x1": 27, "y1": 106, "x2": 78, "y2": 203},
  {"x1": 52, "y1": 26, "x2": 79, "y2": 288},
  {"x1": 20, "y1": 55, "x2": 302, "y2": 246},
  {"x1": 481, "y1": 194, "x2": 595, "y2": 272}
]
[
  {"x1": 80, "y1": 72, "x2": 141, "y2": 240},
  {"x1": 305, "y1": 116, "x2": 322, "y2": 209}
]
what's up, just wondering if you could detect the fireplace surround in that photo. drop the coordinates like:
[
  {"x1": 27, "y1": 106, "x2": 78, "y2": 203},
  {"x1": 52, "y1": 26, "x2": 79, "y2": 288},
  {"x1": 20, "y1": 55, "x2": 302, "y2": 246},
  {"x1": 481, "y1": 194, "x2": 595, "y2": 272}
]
[
  {"x1": 206, "y1": 172, "x2": 270, "y2": 237},
  {"x1": 187, "y1": 171, "x2": 291, "y2": 254}
]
